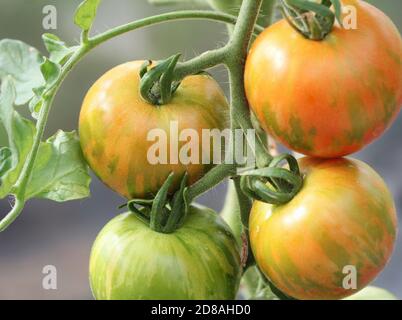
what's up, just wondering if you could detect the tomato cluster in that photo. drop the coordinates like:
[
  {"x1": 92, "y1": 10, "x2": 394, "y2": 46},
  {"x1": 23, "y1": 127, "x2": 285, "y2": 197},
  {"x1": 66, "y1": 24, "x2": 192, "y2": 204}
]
[
  {"x1": 245, "y1": 0, "x2": 401, "y2": 300},
  {"x1": 80, "y1": 0, "x2": 401, "y2": 300},
  {"x1": 80, "y1": 62, "x2": 236, "y2": 299}
]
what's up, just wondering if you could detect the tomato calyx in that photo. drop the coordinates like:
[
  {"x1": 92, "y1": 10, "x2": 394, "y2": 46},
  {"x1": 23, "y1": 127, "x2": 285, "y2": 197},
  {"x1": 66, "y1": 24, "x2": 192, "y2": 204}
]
[
  {"x1": 279, "y1": 0, "x2": 343, "y2": 40},
  {"x1": 120, "y1": 172, "x2": 189, "y2": 234},
  {"x1": 239, "y1": 154, "x2": 303, "y2": 205},
  {"x1": 139, "y1": 54, "x2": 182, "y2": 105}
]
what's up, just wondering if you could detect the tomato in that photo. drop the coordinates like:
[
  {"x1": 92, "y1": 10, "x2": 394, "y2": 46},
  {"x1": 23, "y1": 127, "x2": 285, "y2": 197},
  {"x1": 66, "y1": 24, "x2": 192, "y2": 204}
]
[
  {"x1": 89, "y1": 204, "x2": 242, "y2": 300},
  {"x1": 79, "y1": 61, "x2": 229, "y2": 199},
  {"x1": 249, "y1": 157, "x2": 398, "y2": 300},
  {"x1": 345, "y1": 286, "x2": 397, "y2": 300},
  {"x1": 245, "y1": 0, "x2": 402, "y2": 158}
]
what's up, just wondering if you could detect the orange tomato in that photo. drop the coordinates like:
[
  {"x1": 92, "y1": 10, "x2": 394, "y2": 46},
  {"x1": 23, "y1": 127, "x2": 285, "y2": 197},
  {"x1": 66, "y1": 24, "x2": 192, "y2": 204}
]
[
  {"x1": 250, "y1": 157, "x2": 398, "y2": 300},
  {"x1": 79, "y1": 61, "x2": 229, "y2": 199},
  {"x1": 245, "y1": 0, "x2": 402, "y2": 157}
]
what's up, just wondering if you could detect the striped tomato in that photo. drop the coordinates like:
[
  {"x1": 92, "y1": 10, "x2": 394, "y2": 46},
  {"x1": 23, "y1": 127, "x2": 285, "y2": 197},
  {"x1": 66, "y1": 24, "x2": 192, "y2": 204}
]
[
  {"x1": 79, "y1": 61, "x2": 229, "y2": 199},
  {"x1": 249, "y1": 157, "x2": 398, "y2": 300},
  {"x1": 244, "y1": 0, "x2": 402, "y2": 158},
  {"x1": 89, "y1": 204, "x2": 242, "y2": 300}
]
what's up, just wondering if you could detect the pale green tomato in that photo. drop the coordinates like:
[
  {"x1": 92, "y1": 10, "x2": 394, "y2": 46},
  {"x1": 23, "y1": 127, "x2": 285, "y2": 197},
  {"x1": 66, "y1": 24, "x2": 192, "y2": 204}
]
[{"x1": 89, "y1": 204, "x2": 242, "y2": 300}]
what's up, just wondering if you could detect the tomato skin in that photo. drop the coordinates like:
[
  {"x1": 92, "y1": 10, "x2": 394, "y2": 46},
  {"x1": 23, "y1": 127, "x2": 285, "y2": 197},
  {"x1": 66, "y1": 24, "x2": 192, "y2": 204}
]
[
  {"x1": 249, "y1": 157, "x2": 398, "y2": 300},
  {"x1": 89, "y1": 204, "x2": 242, "y2": 300},
  {"x1": 245, "y1": 0, "x2": 402, "y2": 158},
  {"x1": 79, "y1": 61, "x2": 229, "y2": 199}
]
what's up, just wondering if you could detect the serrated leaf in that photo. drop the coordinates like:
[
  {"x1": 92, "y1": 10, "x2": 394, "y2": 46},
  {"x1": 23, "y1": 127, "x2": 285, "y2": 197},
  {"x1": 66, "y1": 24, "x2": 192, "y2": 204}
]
[
  {"x1": 0, "y1": 39, "x2": 45, "y2": 105},
  {"x1": 29, "y1": 59, "x2": 61, "y2": 118},
  {"x1": 25, "y1": 130, "x2": 91, "y2": 202},
  {"x1": 40, "y1": 58, "x2": 61, "y2": 88},
  {"x1": 0, "y1": 78, "x2": 36, "y2": 198},
  {"x1": 74, "y1": 0, "x2": 101, "y2": 31},
  {"x1": 42, "y1": 33, "x2": 77, "y2": 65}
]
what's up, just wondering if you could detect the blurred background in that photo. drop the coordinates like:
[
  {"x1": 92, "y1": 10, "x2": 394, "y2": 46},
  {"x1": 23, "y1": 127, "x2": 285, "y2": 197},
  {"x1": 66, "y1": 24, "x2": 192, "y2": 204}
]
[{"x1": 0, "y1": 0, "x2": 401, "y2": 299}]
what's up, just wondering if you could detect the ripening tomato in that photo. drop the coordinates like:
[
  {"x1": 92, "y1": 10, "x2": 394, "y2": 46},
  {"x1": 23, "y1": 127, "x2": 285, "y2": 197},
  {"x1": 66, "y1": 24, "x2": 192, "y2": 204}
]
[
  {"x1": 89, "y1": 204, "x2": 242, "y2": 300},
  {"x1": 245, "y1": 0, "x2": 402, "y2": 158},
  {"x1": 249, "y1": 157, "x2": 398, "y2": 300},
  {"x1": 79, "y1": 61, "x2": 229, "y2": 199}
]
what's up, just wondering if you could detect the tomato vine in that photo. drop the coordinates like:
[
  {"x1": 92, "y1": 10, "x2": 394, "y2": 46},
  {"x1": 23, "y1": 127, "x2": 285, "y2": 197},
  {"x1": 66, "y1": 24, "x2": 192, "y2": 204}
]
[
  {"x1": 1, "y1": 0, "x2": 400, "y2": 301},
  {"x1": 0, "y1": 4, "x2": 268, "y2": 232}
]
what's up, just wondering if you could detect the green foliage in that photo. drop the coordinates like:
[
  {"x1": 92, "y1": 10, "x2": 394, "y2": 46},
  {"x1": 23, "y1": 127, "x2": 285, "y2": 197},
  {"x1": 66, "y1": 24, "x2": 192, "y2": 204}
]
[
  {"x1": 0, "y1": 40, "x2": 44, "y2": 105},
  {"x1": 0, "y1": 78, "x2": 90, "y2": 202},
  {"x1": 25, "y1": 131, "x2": 91, "y2": 202},
  {"x1": 0, "y1": 20, "x2": 90, "y2": 206},
  {"x1": 42, "y1": 34, "x2": 77, "y2": 65},
  {"x1": 0, "y1": 79, "x2": 36, "y2": 197},
  {"x1": 74, "y1": 0, "x2": 101, "y2": 31}
]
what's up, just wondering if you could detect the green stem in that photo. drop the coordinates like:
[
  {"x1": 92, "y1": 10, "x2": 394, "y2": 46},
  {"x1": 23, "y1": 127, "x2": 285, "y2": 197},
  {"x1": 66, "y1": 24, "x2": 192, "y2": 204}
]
[
  {"x1": 225, "y1": 0, "x2": 272, "y2": 169},
  {"x1": 222, "y1": 0, "x2": 271, "y2": 235},
  {"x1": 173, "y1": 46, "x2": 229, "y2": 81},
  {"x1": 220, "y1": 181, "x2": 243, "y2": 241},
  {"x1": 186, "y1": 163, "x2": 238, "y2": 201},
  {"x1": 0, "y1": 197, "x2": 24, "y2": 232},
  {"x1": 89, "y1": 10, "x2": 264, "y2": 47},
  {"x1": 258, "y1": 0, "x2": 277, "y2": 27},
  {"x1": 233, "y1": 177, "x2": 252, "y2": 228}
]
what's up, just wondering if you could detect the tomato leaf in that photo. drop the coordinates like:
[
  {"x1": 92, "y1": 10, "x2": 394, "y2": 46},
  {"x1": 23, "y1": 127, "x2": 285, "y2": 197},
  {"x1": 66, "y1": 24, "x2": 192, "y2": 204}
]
[
  {"x1": 28, "y1": 59, "x2": 61, "y2": 119},
  {"x1": 0, "y1": 79, "x2": 91, "y2": 202},
  {"x1": 0, "y1": 39, "x2": 45, "y2": 105},
  {"x1": 25, "y1": 130, "x2": 91, "y2": 202},
  {"x1": 28, "y1": 86, "x2": 46, "y2": 119},
  {"x1": 74, "y1": 0, "x2": 101, "y2": 31},
  {"x1": 40, "y1": 58, "x2": 61, "y2": 89},
  {"x1": 0, "y1": 78, "x2": 36, "y2": 198},
  {"x1": 42, "y1": 33, "x2": 77, "y2": 65},
  {"x1": 0, "y1": 147, "x2": 12, "y2": 178}
]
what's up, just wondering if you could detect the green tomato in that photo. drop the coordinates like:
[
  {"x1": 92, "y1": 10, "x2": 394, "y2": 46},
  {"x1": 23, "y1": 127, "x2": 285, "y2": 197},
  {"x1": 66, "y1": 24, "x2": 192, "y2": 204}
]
[
  {"x1": 89, "y1": 204, "x2": 242, "y2": 300},
  {"x1": 345, "y1": 286, "x2": 398, "y2": 300}
]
